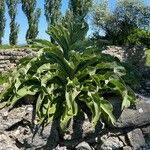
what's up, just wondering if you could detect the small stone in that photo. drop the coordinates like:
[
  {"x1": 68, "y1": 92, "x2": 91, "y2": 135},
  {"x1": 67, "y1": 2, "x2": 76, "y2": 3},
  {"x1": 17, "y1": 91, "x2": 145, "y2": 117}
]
[
  {"x1": 76, "y1": 141, "x2": 93, "y2": 150},
  {"x1": 139, "y1": 108, "x2": 144, "y2": 113},
  {"x1": 55, "y1": 145, "x2": 67, "y2": 150},
  {"x1": 26, "y1": 106, "x2": 33, "y2": 111},
  {"x1": 142, "y1": 126, "x2": 150, "y2": 136},
  {"x1": 127, "y1": 128, "x2": 145, "y2": 150},
  {"x1": 98, "y1": 135, "x2": 124, "y2": 150},
  {"x1": 0, "y1": 56, "x2": 5, "y2": 60},
  {"x1": 145, "y1": 87, "x2": 150, "y2": 90},
  {"x1": 3, "y1": 111, "x2": 8, "y2": 117},
  {"x1": 123, "y1": 146, "x2": 132, "y2": 150},
  {"x1": 145, "y1": 81, "x2": 150, "y2": 87},
  {"x1": 119, "y1": 135, "x2": 128, "y2": 145}
]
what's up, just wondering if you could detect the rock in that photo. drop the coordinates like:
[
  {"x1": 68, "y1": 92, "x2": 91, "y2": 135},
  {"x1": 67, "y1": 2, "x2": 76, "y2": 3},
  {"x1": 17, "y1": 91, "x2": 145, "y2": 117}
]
[
  {"x1": 123, "y1": 146, "x2": 132, "y2": 150},
  {"x1": 62, "y1": 114, "x2": 102, "y2": 141},
  {"x1": 102, "y1": 46, "x2": 125, "y2": 62},
  {"x1": 137, "y1": 94, "x2": 150, "y2": 102},
  {"x1": 54, "y1": 145, "x2": 68, "y2": 150},
  {"x1": 0, "y1": 56, "x2": 5, "y2": 60},
  {"x1": 142, "y1": 126, "x2": 150, "y2": 136},
  {"x1": 0, "y1": 131, "x2": 20, "y2": 150},
  {"x1": 97, "y1": 134, "x2": 124, "y2": 150},
  {"x1": 0, "y1": 105, "x2": 33, "y2": 132},
  {"x1": 1, "y1": 95, "x2": 150, "y2": 149},
  {"x1": 76, "y1": 141, "x2": 93, "y2": 150},
  {"x1": 114, "y1": 100, "x2": 150, "y2": 128},
  {"x1": 0, "y1": 49, "x2": 37, "y2": 72},
  {"x1": 145, "y1": 81, "x2": 150, "y2": 87},
  {"x1": 145, "y1": 86, "x2": 150, "y2": 90},
  {"x1": 0, "y1": 104, "x2": 60, "y2": 150},
  {"x1": 119, "y1": 135, "x2": 128, "y2": 146},
  {"x1": 127, "y1": 128, "x2": 145, "y2": 150}
]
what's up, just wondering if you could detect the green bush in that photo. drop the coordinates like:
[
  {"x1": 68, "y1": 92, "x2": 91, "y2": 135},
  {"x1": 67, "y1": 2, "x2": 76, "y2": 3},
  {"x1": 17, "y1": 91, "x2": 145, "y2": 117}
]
[
  {"x1": 0, "y1": 72, "x2": 10, "y2": 84},
  {"x1": 128, "y1": 29, "x2": 150, "y2": 48},
  {"x1": 121, "y1": 63, "x2": 142, "y2": 90},
  {"x1": 146, "y1": 49, "x2": 150, "y2": 66},
  {"x1": 0, "y1": 22, "x2": 136, "y2": 130}
]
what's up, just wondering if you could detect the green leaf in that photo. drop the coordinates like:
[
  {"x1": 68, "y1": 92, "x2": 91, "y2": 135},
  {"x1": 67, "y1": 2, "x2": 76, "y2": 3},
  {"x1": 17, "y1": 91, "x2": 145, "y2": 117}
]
[
  {"x1": 10, "y1": 85, "x2": 39, "y2": 107},
  {"x1": 60, "y1": 106, "x2": 72, "y2": 130},
  {"x1": 65, "y1": 78, "x2": 80, "y2": 116},
  {"x1": 88, "y1": 93, "x2": 101, "y2": 127},
  {"x1": 100, "y1": 99, "x2": 116, "y2": 124}
]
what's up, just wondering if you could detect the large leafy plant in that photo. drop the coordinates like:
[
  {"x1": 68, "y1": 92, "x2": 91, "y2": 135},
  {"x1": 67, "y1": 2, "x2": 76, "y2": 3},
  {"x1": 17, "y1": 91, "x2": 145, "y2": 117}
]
[{"x1": 0, "y1": 22, "x2": 136, "y2": 130}]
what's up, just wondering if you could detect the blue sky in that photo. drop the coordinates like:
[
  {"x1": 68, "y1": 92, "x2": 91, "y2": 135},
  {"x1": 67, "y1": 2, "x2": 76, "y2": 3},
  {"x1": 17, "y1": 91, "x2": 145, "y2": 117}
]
[{"x1": 3, "y1": 0, "x2": 150, "y2": 44}]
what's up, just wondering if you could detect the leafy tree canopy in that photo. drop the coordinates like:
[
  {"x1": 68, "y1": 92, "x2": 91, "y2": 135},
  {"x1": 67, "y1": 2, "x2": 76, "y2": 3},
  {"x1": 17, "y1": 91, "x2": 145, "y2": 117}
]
[
  {"x1": 21, "y1": 0, "x2": 41, "y2": 43},
  {"x1": 6, "y1": 0, "x2": 20, "y2": 45},
  {"x1": 92, "y1": 0, "x2": 150, "y2": 45},
  {"x1": 0, "y1": 0, "x2": 6, "y2": 45}
]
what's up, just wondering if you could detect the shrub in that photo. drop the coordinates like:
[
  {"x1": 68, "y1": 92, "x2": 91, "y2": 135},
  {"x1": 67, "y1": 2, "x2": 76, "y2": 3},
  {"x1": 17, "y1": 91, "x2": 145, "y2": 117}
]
[
  {"x1": 146, "y1": 49, "x2": 150, "y2": 66},
  {"x1": 127, "y1": 29, "x2": 150, "y2": 48},
  {"x1": 0, "y1": 22, "x2": 136, "y2": 130},
  {"x1": 121, "y1": 63, "x2": 142, "y2": 90},
  {"x1": 0, "y1": 72, "x2": 10, "y2": 84}
]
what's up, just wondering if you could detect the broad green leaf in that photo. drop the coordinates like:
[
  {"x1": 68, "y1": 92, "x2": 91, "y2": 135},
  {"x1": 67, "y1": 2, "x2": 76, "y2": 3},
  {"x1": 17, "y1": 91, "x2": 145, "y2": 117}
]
[
  {"x1": 10, "y1": 85, "x2": 39, "y2": 107},
  {"x1": 65, "y1": 78, "x2": 80, "y2": 116},
  {"x1": 60, "y1": 106, "x2": 72, "y2": 130},
  {"x1": 88, "y1": 93, "x2": 101, "y2": 127},
  {"x1": 100, "y1": 99, "x2": 116, "y2": 125}
]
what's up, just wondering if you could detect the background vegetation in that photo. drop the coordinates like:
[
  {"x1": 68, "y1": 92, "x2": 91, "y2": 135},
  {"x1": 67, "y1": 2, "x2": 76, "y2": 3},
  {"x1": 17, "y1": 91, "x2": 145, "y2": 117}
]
[{"x1": 146, "y1": 50, "x2": 150, "y2": 66}]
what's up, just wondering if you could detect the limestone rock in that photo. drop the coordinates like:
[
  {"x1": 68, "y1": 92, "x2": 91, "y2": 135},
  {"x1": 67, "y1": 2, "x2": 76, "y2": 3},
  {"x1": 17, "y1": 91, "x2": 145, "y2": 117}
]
[
  {"x1": 76, "y1": 141, "x2": 93, "y2": 150},
  {"x1": 97, "y1": 134, "x2": 124, "y2": 150},
  {"x1": 142, "y1": 126, "x2": 150, "y2": 136},
  {"x1": 54, "y1": 145, "x2": 68, "y2": 150},
  {"x1": 127, "y1": 128, "x2": 145, "y2": 150},
  {"x1": 0, "y1": 131, "x2": 20, "y2": 150},
  {"x1": 123, "y1": 146, "x2": 132, "y2": 150},
  {"x1": 0, "y1": 105, "x2": 33, "y2": 132},
  {"x1": 0, "y1": 49, "x2": 37, "y2": 72},
  {"x1": 115, "y1": 100, "x2": 150, "y2": 128}
]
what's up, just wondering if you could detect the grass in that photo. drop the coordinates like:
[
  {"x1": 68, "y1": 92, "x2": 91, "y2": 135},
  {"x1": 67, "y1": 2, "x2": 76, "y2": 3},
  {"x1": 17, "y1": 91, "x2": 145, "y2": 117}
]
[
  {"x1": 0, "y1": 72, "x2": 9, "y2": 84},
  {"x1": 0, "y1": 44, "x2": 29, "y2": 50},
  {"x1": 146, "y1": 49, "x2": 150, "y2": 66}
]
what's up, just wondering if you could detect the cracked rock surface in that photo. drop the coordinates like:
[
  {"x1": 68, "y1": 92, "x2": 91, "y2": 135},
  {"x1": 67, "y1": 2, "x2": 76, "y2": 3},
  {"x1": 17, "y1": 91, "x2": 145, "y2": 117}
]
[{"x1": 0, "y1": 100, "x2": 149, "y2": 149}]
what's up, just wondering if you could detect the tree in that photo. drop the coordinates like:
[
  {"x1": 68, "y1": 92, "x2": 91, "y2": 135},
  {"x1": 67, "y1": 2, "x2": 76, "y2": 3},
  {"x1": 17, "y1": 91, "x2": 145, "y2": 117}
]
[
  {"x1": 6, "y1": 0, "x2": 19, "y2": 45},
  {"x1": 44, "y1": 0, "x2": 62, "y2": 28},
  {"x1": 128, "y1": 28, "x2": 150, "y2": 48},
  {"x1": 61, "y1": 0, "x2": 92, "y2": 41},
  {"x1": 92, "y1": 0, "x2": 150, "y2": 45},
  {"x1": 0, "y1": 0, "x2": 6, "y2": 45},
  {"x1": 44, "y1": 0, "x2": 62, "y2": 42},
  {"x1": 115, "y1": 0, "x2": 150, "y2": 29},
  {"x1": 21, "y1": 0, "x2": 41, "y2": 43},
  {"x1": 69, "y1": 0, "x2": 92, "y2": 20}
]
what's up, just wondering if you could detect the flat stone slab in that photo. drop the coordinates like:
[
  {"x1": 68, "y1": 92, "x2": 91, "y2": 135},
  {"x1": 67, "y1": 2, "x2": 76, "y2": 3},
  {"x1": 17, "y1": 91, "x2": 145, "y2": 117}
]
[{"x1": 115, "y1": 100, "x2": 150, "y2": 128}]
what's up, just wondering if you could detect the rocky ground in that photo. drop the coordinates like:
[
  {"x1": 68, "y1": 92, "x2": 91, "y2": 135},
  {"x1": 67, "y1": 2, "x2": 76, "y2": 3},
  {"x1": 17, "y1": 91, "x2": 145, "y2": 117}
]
[{"x1": 0, "y1": 85, "x2": 150, "y2": 150}]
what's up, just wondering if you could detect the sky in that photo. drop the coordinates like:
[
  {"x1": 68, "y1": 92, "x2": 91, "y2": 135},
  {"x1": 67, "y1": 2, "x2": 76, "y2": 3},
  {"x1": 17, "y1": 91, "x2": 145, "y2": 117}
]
[{"x1": 3, "y1": 0, "x2": 150, "y2": 44}]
